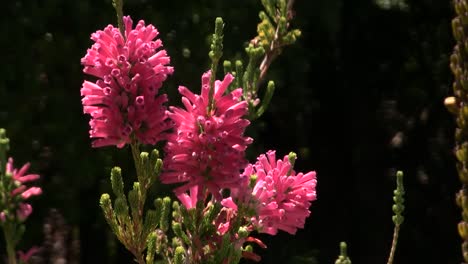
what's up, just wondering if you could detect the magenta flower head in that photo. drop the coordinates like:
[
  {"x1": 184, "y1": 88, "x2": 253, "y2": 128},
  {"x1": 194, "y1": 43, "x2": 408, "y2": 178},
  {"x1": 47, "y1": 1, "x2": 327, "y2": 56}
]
[
  {"x1": 81, "y1": 16, "x2": 174, "y2": 148},
  {"x1": 3, "y1": 158, "x2": 42, "y2": 222},
  {"x1": 244, "y1": 150, "x2": 317, "y2": 235},
  {"x1": 161, "y1": 71, "x2": 253, "y2": 200}
]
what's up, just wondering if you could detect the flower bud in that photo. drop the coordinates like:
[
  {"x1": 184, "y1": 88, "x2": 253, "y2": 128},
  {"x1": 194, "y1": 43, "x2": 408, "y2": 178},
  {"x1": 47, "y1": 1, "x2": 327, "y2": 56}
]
[
  {"x1": 174, "y1": 246, "x2": 186, "y2": 264},
  {"x1": 110, "y1": 167, "x2": 124, "y2": 197},
  {"x1": 160, "y1": 197, "x2": 171, "y2": 232}
]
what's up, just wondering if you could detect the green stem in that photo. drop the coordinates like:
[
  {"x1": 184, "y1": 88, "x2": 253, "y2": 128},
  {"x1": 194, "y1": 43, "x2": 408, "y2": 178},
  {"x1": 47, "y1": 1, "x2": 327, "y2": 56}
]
[
  {"x1": 4, "y1": 225, "x2": 17, "y2": 264},
  {"x1": 130, "y1": 140, "x2": 142, "y2": 182},
  {"x1": 112, "y1": 0, "x2": 125, "y2": 37},
  {"x1": 386, "y1": 225, "x2": 400, "y2": 264},
  {"x1": 130, "y1": 141, "x2": 147, "y2": 264}
]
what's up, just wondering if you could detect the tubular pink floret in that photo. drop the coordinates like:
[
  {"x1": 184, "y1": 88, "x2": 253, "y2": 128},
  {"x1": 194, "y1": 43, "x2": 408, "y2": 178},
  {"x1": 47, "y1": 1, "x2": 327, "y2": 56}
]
[
  {"x1": 81, "y1": 16, "x2": 173, "y2": 148},
  {"x1": 161, "y1": 71, "x2": 252, "y2": 201}
]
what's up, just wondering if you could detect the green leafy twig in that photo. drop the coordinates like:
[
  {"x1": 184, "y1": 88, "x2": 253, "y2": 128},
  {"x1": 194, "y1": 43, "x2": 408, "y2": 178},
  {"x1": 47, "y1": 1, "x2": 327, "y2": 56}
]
[
  {"x1": 387, "y1": 171, "x2": 405, "y2": 264},
  {"x1": 112, "y1": 0, "x2": 125, "y2": 37},
  {"x1": 208, "y1": 17, "x2": 224, "y2": 114}
]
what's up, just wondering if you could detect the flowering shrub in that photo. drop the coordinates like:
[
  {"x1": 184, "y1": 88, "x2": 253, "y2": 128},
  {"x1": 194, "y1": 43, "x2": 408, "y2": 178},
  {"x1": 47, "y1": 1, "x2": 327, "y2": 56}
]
[
  {"x1": 78, "y1": 0, "x2": 318, "y2": 262},
  {"x1": 0, "y1": 0, "x2": 411, "y2": 264}
]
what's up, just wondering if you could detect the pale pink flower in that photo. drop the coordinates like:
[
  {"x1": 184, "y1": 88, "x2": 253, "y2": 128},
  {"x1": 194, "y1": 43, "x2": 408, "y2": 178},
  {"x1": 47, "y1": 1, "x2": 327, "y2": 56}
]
[
  {"x1": 16, "y1": 203, "x2": 32, "y2": 222},
  {"x1": 81, "y1": 16, "x2": 173, "y2": 148},
  {"x1": 21, "y1": 187, "x2": 42, "y2": 200},
  {"x1": 6, "y1": 158, "x2": 42, "y2": 201},
  {"x1": 244, "y1": 150, "x2": 317, "y2": 235},
  {"x1": 161, "y1": 71, "x2": 252, "y2": 200},
  {"x1": 3, "y1": 158, "x2": 41, "y2": 222}
]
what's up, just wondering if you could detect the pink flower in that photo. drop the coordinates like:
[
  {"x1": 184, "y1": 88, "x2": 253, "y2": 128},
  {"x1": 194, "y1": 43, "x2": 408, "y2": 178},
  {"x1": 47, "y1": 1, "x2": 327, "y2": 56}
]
[
  {"x1": 16, "y1": 203, "x2": 32, "y2": 222},
  {"x1": 245, "y1": 150, "x2": 317, "y2": 235},
  {"x1": 6, "y1": 159, "x2": 40, "y2": 184},
  {"x1": 6, "y1": 158, "x2": 42, "y2": 201},
  {"x1": 4, "y1": 158, "x2": 41, "y2": 222},
  {"x1": 18, "y1": 246, "x2": 40, "y2": 263},
  {"x1": 161, "y1": 71, "x2": 252, "y2": 200},
  {"x1": 176, "y1": 185, "x2": 199, "y2": 210},
  {"x1": 81, "y1": 16, "x2": 174, "y2": 148}
]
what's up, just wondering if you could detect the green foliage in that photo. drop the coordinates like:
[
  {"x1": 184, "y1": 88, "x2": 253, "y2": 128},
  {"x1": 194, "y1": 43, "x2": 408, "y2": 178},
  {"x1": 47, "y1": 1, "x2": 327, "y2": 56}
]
[
  {"x1": 335, "y1": 242, "x2": 351, "y2": 264},
  {"x1": 99, "y1": 147, "x2": 167, "y2": 263},
  {"x1": 392, "y1": 171, "x2": 405, "y2": 226}
]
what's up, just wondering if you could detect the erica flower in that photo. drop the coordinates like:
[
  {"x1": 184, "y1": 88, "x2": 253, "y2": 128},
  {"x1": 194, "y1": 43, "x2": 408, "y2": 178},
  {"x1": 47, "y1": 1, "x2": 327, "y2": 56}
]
[
  {"x1": 2, "y1": 158, "x2": 42, "y2": 222},
  {"x1": 243, "y1": 151, "x2": 317, "y2": 235},
  {"x1": 161, "y1": 71, "x2": 253, "y2": 200},
  {"x1": 81, "y1": 16, "x2": 174, "y2": 148},
  {"x1": 18, "y1": 246, "x2": 40, "y2": 263}
]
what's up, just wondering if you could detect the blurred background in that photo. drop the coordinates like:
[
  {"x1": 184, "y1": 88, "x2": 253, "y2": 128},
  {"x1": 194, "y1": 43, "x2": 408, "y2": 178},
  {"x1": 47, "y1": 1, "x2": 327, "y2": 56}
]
[{"x1": 0, "y1": 0, "x2": 459, "y2": 263}]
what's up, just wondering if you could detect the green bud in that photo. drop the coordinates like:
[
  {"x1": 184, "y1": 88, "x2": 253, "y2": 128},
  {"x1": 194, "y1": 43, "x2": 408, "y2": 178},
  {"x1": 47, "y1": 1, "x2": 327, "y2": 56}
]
[
  {"x1": 0, "y1": 128, "x2": 9, "y2": 175},
  {"x1": 110, "y1": 167, "x2": 124, "y2": 197},
  {"x1": 154, "y1": 159, "x2": 163, "y2": 178},
  {"x1": 392, "y1": 215, "x2": 404, "y2": 226},
  {"x1": 392, "y1": 171, "x2": 405, "y2": 226},
  {"x1": 172, "y1": 221, "x2": 190, "y2": 245},
  {"x1": 138, "y1": 152, "x2": 149, "y2": 187},
  {"x1": 283, "y1": 29, "x2": 301, "y2": 46},
  {"x1": 143, "y1": 210, "x2": 159, "y2": 236},
  {"x1": 209, "y1": 17, "x2": 224, "y2": 61},
  {"x1": 238, "y1": 226, "x2": 249, "y2": 238},
  {"x1": 335, "y1": 242, "x2": 352, "y2": 264},
  {"x1": 235, "y1": 59, "x2": 245, "y2": 90},
  {"x1": 128, "y1": 187, "x2": 140, "y2": 219},
  {"x1": 140, "y1": 151, "x2": 149, "y2": 170},
  {"x1": 286, "y1": 151, "x2": 297, "y2": 176},
  {"x1": 146, "y1": 232, "x2": 157, "y2": 264},
  {"x1": 160, "y1": 197, "x2": 171, "y2": 232},
  {"x1": 100, "y1": 193, "x2": 118, "y2": 233},
  {"x1": 249, "y1": 174, "x2": 258, "y2": 188},
  {"x1": 114, "y1": 196, "x2": 129, "y2": 223},
  {"x1": 254, "y1": 80, "x2": 275, "y2": 119},
  {"x1": 223, "y1": 60, "x2": 232, "y2": 75},
  {"x1": 174, "y1": 246, "x2": 186, "y2": 264},
  {"x1": 100, "y1": 193, "x2": 113, "y2": 213},
  {"x1": 150, "y1": 149, "x2": 159, "y2": 162},
  {"x1": 182, "y1": 48, "x2": 191, "y2": 58},
  {"x1": 172, "y1": 201, "x2": 181, "y2": 220},
  {"x1": 154, "y1": 198, "x2": 163, "y2": 213},
  {"x1": 244, "y1": 244, "x2": 253, "y2": 252}
]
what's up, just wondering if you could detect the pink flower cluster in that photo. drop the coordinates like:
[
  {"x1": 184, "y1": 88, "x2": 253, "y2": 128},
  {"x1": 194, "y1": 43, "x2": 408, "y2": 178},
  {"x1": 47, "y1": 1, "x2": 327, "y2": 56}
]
[
  {"x1": 247, "y1": 151, "x2": 317, "y2": 235},
  {"x1": 81, "y1": 16, "x2": 173, "y2": 148},
  {"x1": 223, "y1": 151, "x2": 317, "y2": 236},
  {"x1": 161, "y1": 71, "x2": 253, "y2": 200},
  {"x1": 0, "y1": 158, "x2": 42, "y2": 222}
]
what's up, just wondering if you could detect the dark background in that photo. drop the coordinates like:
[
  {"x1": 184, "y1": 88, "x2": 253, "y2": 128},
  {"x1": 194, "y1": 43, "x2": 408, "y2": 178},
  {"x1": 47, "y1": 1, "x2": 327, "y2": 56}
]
[{"x1": 0, "y1": 0, "x2": 460, "y2": 263}]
